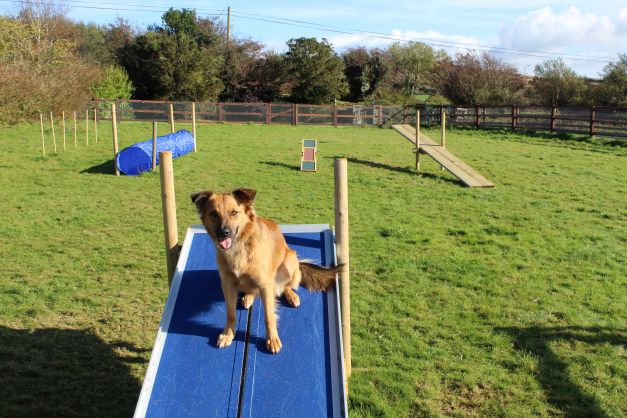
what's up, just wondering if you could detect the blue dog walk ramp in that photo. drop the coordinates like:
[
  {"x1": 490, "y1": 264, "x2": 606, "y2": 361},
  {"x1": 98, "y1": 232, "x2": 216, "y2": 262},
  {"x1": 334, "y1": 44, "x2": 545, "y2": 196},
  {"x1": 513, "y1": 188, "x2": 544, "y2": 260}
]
[{"x1": 135, "y1": 225, "x2": 348, "y2": 417}]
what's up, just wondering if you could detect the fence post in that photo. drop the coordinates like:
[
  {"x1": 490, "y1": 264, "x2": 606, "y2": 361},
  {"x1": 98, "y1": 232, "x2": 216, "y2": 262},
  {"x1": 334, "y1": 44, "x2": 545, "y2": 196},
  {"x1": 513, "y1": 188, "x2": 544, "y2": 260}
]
[
  {"x1": 511, "y1": 105, "x2": 516, "y2": 129},
  {"x1": 415, "y1": 110, "x2": 421, "y2": 171},
  {"x1": 589, "y1": 106, "x2": 596, "y2": 137},
  {"x1": 333, "y1": 104, "x2": 338, "y2": 127},
  {"x1": 294, "y1": 104, "x2": 299, "y2": 126},
  {"x1": 50, "y1": 112, "x2": 57, "y2": 153},
  {"x1": 476, "y1": 104, "x2": 480, "y2": 127},
  {"x1": 160, "y1": 151, "x2": 179, "y2": 286},
  {"x1": 266, "y1": 103, "x2": 271, "y2": 124},
  {"x1": 292, "y1": 103, "x2": 296, "y2": 125},
  {"x1": 111, "y1": 103, "x2": 120, "y2": 176},
  {"x1": 62, "y1": 111, "x2": 66, "y2": 150},
  {"x1": 85, "y1": 109, "x2": 89, "y2": 146},
  {"x1": 73, "y1": 111, "x2": 77, "y2": 147},
  {"x1": 192, "y1": 102, "x2": 197, "y2": 152},
  {"x1": 334, "y1": 157, "x2": 351, "y2": 380},
  {"x1": 40, "y1": 113, "x2": 46, "y2": 156},
  {"x1": 550, "y1": 106, "x2": 557, "y2": 133},
  {"x1": 152, "y1": 122, "x2": 158, "y2": 172},
  {"x1": 169, "y1": 103, "x2": 175, "y2": 133},
  {"x1": 94, "y1": 107, "x2": 98, "y2": 143}
]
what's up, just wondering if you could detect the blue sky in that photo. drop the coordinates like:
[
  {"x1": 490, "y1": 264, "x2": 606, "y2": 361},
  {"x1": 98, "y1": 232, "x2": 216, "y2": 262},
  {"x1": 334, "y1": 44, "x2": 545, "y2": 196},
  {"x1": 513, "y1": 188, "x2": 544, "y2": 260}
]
[{"x1": 5, "y1": 0, "x2": 626, "y2": 77}]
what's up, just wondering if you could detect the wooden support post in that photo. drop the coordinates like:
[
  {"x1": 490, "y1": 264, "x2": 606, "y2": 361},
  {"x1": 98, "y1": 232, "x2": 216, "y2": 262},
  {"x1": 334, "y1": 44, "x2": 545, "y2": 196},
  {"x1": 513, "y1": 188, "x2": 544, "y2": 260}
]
[
  {"x1": 333, "y1": 104, "x2": 338, "y2": 127},
  {"x1": 85, "y1": 109, "x2": 89, "y2": 145},
  {"x1": 476, "y1": 104, "x2": 480, "y2": 127},
  {"x1": 62, "y1": 111, "x2": 66, "y2": 150},
  {"x1": 441, "y1": 108, "x2": 446, "y2": 147},
  {"x1": 94, "y1": 107, "x2": 98, "y2": 143},
  {"x1": 192, "y1": 102, "x2": 197, "y2": 152},
  {"x1": 589, "y1": 106, "x2": 596, "y2": 137},
  {"x1": 40, "y1": 113, "x2": 46, "y2": 156},
  {"x1": 169, "y1": 103, "x2": 175, "y2": 133},
  {"x1": 50, "y1": 112, "x2": 57, "y2": 153},
  {"x1": 440, "y1": 108, "x2": 446, "y2": 170},
  {"x1": 511, "y1": 105, "x2": 516, "y2": 129},
  {"x1": 550, "y1": 106, "x2": 556, "y2": 133},
  {"x1": 160, "y1": 151, "x2": 179, "y2": 285},
  {"x1": 415, "y1": 110, "x2": 421, "y2": 171},
  {"x1": 294, "y1": 104, "x2": 299, "y2": 125},
  {"x1": 152, "y1": 122, "x2": 158, "y2": 172},
  {"x1": 265, "y1": 103, "x2": 271, "y2": 124},
  {"x1": 111, "y1": 103, "x2": 120, "y2": 176},
  {"x1": 334, "y1": 157, "x2": 351, "y2": 380},
  {"x1": 73, "y1": 111, "x2": 77, "y2": 147},
  {"x1": 218, "y1": 102, "x2": 223, "y2": 123}
]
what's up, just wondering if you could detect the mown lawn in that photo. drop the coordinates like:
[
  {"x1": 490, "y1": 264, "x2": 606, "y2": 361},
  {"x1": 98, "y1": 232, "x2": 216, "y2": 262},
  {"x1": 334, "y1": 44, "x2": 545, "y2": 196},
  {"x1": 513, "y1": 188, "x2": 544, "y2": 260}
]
[{"x1": 0, "y1": 121, "x2": 625, "y2": 417}]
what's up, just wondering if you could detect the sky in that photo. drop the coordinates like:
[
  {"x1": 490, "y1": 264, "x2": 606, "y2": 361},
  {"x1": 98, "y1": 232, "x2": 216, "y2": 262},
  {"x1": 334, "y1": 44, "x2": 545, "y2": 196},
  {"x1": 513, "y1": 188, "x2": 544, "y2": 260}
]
[{"x1": 3, "y1": 0, "x2": 626, "y2": 77}]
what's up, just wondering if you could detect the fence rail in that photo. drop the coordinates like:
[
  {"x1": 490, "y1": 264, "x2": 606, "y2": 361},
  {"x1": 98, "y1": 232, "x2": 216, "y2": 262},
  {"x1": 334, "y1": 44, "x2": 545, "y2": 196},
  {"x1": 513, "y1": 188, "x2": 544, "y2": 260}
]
[{"x1": 91, "y1": 99, "x2": 627, "y2": 139}]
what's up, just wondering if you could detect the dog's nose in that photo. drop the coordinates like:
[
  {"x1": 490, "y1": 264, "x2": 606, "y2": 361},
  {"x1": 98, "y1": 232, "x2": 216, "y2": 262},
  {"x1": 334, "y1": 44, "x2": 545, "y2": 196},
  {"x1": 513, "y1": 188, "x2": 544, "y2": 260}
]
[{"x1": 217, "y1": 228, "x2": 231, "y2": 238}]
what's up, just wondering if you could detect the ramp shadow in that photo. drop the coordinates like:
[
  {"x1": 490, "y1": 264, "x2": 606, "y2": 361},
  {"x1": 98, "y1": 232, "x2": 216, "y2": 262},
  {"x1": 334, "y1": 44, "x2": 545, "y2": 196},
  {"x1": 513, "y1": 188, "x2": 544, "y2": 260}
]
[
  {"x1": 346, "y1": 156, "x2": 465, "y2": 186},
  {"x1": 0, "y1": 326, "x2": 144, "y2": 417},
  {"x1": 495, "y1": 325, "x2": 626, "y2": 418}
]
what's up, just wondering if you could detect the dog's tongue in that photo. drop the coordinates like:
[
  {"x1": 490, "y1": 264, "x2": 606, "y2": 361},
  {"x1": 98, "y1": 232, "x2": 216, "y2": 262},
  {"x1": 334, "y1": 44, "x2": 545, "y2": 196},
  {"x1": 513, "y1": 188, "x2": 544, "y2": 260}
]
[{"x1": 218, "y1": 237, "x2": 233, "y2": 250}]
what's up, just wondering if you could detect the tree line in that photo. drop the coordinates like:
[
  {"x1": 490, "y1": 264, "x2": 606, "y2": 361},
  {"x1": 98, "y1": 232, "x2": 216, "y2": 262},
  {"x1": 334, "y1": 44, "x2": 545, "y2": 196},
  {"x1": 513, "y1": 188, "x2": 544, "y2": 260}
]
[{"x1": 1, "y1": 4, "x2": 625, "y2": 124}]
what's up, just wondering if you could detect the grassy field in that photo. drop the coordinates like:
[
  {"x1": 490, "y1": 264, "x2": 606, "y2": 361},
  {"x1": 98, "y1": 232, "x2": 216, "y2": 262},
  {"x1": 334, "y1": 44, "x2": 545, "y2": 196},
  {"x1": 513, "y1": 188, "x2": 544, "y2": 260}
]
[{"x1": 0, "y1": 120, "x2": 625, "y2": 417}]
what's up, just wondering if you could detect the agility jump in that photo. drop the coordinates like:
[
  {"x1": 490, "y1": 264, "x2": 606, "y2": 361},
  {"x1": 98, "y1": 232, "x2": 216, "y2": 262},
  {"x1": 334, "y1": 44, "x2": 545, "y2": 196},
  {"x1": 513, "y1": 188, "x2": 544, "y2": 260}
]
[{"x1": 134, "y1": 152, "x2": 351, "y2": 417}]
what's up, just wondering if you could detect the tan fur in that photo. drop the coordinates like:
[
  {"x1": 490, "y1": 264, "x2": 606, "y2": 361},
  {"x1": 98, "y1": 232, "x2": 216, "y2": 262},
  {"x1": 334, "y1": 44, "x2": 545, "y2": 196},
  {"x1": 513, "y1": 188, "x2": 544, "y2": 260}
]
[{"x1": 191, "y1": 188, "x2": 341, "y2": 354}]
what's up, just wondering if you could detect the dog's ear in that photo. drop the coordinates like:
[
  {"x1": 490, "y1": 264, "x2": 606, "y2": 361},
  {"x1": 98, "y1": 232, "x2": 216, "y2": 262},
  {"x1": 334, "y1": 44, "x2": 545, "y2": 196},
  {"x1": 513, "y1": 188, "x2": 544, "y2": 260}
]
[
  {"x1": 232, "y1": 188, "x2": 257, "y2": 206},
  {"x1": 191, "y1": 191, "x2": 213, "y2": 212}
]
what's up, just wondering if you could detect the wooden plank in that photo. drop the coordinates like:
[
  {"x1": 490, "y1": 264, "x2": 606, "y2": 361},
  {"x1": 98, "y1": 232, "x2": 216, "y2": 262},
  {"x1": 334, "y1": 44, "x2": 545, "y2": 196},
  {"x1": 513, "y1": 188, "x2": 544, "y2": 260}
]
[{"x1": 392, "y1": 125, "x2": 495, "y2": 188}]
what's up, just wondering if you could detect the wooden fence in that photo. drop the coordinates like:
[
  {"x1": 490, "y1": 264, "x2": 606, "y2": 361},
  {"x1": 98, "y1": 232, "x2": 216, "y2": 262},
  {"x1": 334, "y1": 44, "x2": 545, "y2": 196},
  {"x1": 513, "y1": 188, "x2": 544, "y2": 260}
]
[{"x1": 91, "y1": 99, "x2": 627, "y2": 139}]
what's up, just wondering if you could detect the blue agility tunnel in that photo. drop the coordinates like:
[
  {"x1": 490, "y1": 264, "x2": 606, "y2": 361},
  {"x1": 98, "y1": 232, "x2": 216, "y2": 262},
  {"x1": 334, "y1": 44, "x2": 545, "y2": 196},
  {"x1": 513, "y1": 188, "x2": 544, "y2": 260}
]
[{"x1": 116, "y1": 130, "x2": 194, "y2": 175}]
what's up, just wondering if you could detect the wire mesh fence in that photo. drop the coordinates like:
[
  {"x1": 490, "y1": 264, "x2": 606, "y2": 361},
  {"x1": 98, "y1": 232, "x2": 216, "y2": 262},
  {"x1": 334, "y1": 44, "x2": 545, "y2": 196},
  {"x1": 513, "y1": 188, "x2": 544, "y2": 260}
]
[{"x1": 87, "y1": 99, "x2": 626, "y2": 139}]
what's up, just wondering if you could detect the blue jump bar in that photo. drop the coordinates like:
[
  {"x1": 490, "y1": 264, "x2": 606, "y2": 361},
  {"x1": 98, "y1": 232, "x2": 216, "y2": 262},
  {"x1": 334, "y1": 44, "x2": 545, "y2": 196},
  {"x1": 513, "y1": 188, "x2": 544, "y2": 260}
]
[{"x1": 135, "y1": 225, "x2": 348, "y2": 418}]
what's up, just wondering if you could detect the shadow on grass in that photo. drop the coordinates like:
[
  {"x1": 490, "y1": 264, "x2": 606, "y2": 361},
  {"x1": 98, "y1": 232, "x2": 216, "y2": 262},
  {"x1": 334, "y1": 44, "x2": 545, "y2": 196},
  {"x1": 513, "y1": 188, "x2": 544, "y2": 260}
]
[
  {"x1": 81, "y1": 159, "x2": 117, "y2": 175},
  {"x1": 0, "y1": 326, "x2": 144, "y2": 417},
  {"x1": 259, "y1": 161, "x2": 300, "y2": 171},
  {"x1": 496, "y1": 325, "x2": 626, "y2": 418},
  {"x1": 345, "y1": 157, "x2": 466, "y2": 187},
  {"x1": 450, "y1": 126, "x2": 626, "y2": 153}
]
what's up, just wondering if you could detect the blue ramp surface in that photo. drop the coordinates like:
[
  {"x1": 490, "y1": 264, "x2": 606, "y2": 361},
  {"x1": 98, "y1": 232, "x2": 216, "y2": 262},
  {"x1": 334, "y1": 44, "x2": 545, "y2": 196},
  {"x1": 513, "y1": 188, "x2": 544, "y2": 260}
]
[{"x1": 135, "y1": 225, "x2": 348, "y2": 418}]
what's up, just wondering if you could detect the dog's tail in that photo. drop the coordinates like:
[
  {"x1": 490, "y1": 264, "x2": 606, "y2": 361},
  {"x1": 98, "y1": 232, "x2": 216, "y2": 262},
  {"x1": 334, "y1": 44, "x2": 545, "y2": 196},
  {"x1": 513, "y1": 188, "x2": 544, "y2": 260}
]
[{"x1": 299, "y1": 262, "x2": 344, "y2": 292}]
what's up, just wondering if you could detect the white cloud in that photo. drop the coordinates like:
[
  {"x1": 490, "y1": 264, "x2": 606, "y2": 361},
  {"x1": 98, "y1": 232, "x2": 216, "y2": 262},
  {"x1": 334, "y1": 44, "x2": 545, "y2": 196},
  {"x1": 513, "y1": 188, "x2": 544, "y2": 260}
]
[
  {"x1": 499, "y1": 6, "x2": 627, "y2": 53},
  {"x1": 326, "y1": 29, "x2": 482, "y2": 53}
]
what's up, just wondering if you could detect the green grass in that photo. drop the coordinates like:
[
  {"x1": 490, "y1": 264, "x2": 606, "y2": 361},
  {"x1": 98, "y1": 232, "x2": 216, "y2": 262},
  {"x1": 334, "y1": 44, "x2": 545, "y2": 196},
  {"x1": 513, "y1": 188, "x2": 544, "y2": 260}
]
[{"x1": 0, "y1": 121, "x2": 625, "y2": 417}]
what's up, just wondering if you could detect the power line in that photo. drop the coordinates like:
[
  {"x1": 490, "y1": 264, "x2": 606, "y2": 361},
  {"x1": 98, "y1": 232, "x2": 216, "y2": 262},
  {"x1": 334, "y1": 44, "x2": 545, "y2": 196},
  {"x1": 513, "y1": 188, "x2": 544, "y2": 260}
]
[
  {"x1": 230, "y1": 8, "x2": 618, "y2": 63},
  {"x1": 0, "y1": 0, "x2": 225, "y2": 16}
]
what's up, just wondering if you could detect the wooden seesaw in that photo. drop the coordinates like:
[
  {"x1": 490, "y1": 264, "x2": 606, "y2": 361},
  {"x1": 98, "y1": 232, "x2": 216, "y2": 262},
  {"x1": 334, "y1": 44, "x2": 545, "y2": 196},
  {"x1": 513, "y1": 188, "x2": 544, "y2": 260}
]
[
  {"x1": 134, "y1": 152, "x2": 351, "y2": 417},
  {"x1": 392, "y1": 110, "x2": 495, "y2": 188}
]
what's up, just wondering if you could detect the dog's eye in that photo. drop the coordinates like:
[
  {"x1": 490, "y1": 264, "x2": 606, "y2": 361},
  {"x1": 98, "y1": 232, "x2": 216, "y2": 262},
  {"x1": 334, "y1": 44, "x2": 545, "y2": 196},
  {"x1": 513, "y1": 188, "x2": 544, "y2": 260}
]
[
  {"x1": 210, "y1": 211, "x2": 219, "y2": 218},
  {"x1": 230, "y1": 210, "x2": 239, "y2": 216}
]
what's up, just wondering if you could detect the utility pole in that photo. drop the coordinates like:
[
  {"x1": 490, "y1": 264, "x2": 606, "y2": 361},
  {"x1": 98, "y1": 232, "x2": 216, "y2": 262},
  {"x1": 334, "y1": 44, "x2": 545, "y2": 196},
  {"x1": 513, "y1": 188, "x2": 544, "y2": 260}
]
[{"x1": 226, "y1": 6, "x2": 231, "y2": 48}]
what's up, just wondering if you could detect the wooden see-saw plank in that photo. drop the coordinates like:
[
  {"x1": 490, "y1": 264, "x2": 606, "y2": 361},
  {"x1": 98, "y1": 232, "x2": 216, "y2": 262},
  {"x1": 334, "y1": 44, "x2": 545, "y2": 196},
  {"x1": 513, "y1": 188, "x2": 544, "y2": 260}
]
[{"x1": 392, "y1": 124, "x2": 494, "y2": 187}]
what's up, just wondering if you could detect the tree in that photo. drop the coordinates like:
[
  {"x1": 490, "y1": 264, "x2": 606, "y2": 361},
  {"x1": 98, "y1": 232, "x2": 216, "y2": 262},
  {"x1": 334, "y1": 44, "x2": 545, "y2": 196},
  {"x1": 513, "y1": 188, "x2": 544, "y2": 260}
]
[
  {"x1": 246, "y1": 52, "x2": 290, "y2": 102},
  {"x1": 434, "y1": 51, "x2": 525, "y2": 105},
  {"x1": 90, "y1": 65, "x2": 133, "y2": 99},
  {"x1": 220, "y1": 38, "x2": 264, "y2": 101},
  {"x1": 596, "y1": 54, "x2": 627, "y2": 107},
  {"x1": 342, "y1": 47, "x2": 387, "y2": 102},
  {"x1": 284, "y1": 37, "x2": 348, "y2": 104},
  {"x1": 120, "y1": 8, "x2": 223, "y2": 100},
  {"x1": 387, "y1": 42, "x2": 446, "y2": 98},
  {"x1": 530, "y1": 59, "x2": 587, "y2": 106}
]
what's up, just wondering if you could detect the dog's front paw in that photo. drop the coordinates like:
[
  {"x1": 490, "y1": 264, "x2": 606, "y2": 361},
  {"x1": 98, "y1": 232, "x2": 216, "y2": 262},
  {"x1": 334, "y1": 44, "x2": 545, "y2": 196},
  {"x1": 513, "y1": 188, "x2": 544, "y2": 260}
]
[
  {"x1": 266, "y1": 336, "x2": 282, "y2": 354},
  {"x1": 216, "y1": 332, "x2": 234, "y2": 348},
  {"x1": 241, "y1": 294, "x2": 255, "y2": 310}
]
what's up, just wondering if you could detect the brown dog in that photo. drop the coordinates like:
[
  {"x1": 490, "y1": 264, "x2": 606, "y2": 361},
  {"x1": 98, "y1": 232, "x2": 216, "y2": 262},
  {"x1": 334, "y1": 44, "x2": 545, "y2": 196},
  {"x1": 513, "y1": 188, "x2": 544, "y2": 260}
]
[{"x1": 191, "y1": 188, "x2": 342, "y2": 354}]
